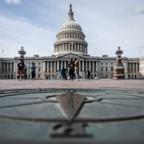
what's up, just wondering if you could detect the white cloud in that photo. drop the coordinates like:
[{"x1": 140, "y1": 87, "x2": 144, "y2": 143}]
[
  {"x1": 77, "y1": 7, "x2": 144, "y2": 57},
  {"x1": 4, "y1": 0, "x2": 22, "y2": 5},
  {"x1": 0, "y1": 14, "x2": 56, "y2": 57},
  {"x1": 134, "y1": 7, "x2": 144, "y2": 15}
]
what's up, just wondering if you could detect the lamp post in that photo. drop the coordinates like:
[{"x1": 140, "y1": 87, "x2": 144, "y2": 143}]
[
  {"x1": 113, "y1": 46, "x2": 125, "y2": 79},
  {"x1": 18, "y1": 46, "x2": 26, "y2": 60},
  {"x1": 18, "y1": 46, "x2": 27, "y2": 79}
]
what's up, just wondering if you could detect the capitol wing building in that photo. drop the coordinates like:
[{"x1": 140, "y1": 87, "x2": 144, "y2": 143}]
[{"x1": 0, "y1": 5, "x2": 144, "y2": 80}]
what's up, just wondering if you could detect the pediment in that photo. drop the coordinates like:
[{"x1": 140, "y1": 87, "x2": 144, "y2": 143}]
[{"x1": 57, "y1": 53, "x2": 84, "y2": 60}]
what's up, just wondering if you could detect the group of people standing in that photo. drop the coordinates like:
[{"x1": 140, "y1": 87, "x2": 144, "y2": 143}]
[
  {"x1": 17, "y1": 59, "x2": 36, "y2": 80},
  {"x1": 61, "y1": 58, "x2": 79, "y2": 81}
]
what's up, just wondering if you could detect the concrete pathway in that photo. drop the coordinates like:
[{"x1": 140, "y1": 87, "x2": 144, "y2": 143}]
[{"x1": 0, "y1": 79, "x2": 144, "y2": 90}]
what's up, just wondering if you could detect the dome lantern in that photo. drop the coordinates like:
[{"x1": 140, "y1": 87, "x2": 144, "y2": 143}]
[{"x1": 68, "y1": 4, "x2": 75, "y2": 21}]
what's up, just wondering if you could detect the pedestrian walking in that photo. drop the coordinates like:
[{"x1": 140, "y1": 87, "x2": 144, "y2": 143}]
[
  {"x1": 87, "y1": 70, "x2": 91, "y2": 79},
  {"x1": 68, "y1": 59, "x2": 75, "y2": 80},
  {"x1": 31, "y1": 62, "x2": 36, "y2": 80},
  {"x1": 17, "y1": 59, "x2": 25, "y2": 80},
  {"x1": 61, "y1": 67, "x2": 67, "y2": 80},
  {"x1": 74, "y1": 58, "x2": 79, "y2": 81}
]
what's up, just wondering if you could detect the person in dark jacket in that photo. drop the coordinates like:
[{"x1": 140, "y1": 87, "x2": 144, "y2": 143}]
[
  {"x1": 87, "y1": 70, "x2": 91, "y2": 79},
  {"x1": 17, "y1": 59, "x2": 25, "y2": 80},
  {"x1": 68, "y1": 59, "x2": 75, "y2": 80},
  {"x1": 31, "y1": 62, "x2": 36, "y2": 80},
  {"x1": 61, "y1": 67, "x2": 67, "y2": 80}
]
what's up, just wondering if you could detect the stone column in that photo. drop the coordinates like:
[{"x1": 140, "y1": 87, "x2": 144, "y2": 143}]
[
  {"x1": 73, "y1": 43, "x2": 75, "y2": 51},
  {"x1": 136, "y1": 63, "x2": 138, "y2": 74},
  {"x1": 96, "y1": 62, "x2": 99, "y2": 77},
  {"x1": 4, "y1": 63, "x2": 6, "y2": 73},
  {"x1": 88, "y1": 61, "x2": 91, "y2": 71},
  {"x1": 56, "y1": 61, "x2": 58, "y2": 72},
  {"x1": 66, "y1": 43, "x2": 67, "y2": 51},
  {"x1": 12, "y1": 63, "x2": 14, "y2": 78},
  {"x1": 132, "y1": 62, "x2": 135, "y2": 79},
  {"x1": 14, "y1": 62, "x2": 17, "y2": 79},
  {"x1": 68, "y1": 43, "x2": 70, "y2": 51},
  {"x1": 123, "y1": 62, "x2": 128, "y2": 79},
  {"x1": 72, "y1": 43, "x2": 74, "y2": 51},
  {"x1": 6, "y1": 63, "x2": 7, "y2": 73},
  {"x1": 53, "y1": 61, "x2": 55, "y2": 73},
  {"x1": 9, "y1": 63, "x2": 11, "y2": 73},
  {"x1": 3, "y1": 63, "x2": 4, "y2": 73},
  {"x1": 41, "y1": 62, "x2": 46, "y2": 79},
  {"x1": 81, "y1": 45, "x2": 83, "y2": 52},
  {"x1": 127, "y1": 63, "x2": 129, "y2": 73},
  {"x1": 9, "y1": 62, "x2": 11, "y2": 73},
  {"x1": 133, "y1": 63, "x2": 134, "y2": 73},
  {"x1": 129, "y1": 63, "x2": 131, "y2": 74},
  {"x1": 53, "y1": 61, "x2": 54, "y2": 73},
  {"x1": 135, "y1": 63, "x2": 136, "y2": 73},
  {"x1": 54, "y1": 61, "x2": 56, "y2": 73},
  {"x1": 11, "y1": 62, "x2": 13, "y2": 74},
  {"x1": 57, "y1": 61, "x2": 59, "y2": 71},
  {"x1": 11, "y1": 63, "x2": 13, "y2": 73},
  {"x1": 82, "y1": 60, "x2": 84, "y2": 71},
  {"x1": 77, "y1": 43, "x2": 79, "y2": 51},
  {"x1": 47, "y1": 61, "x2": 50, "y2": 73},
  {"x1": 131, "y1": 63, "x2": 133, "y2": 73},
  {"x1": 13, "y1": 62, "x2": 16, "y2": 73},
  {"x1": 93, "y1": 61, "x2": 95, "y2": 73},
  {"x1": 64, "y1": 61, "x2": 66, "y2": 68},
  {"x1": 50, "y1": 61, "x2": 52, "y2": 73},
  {"x1": 128, "y1": 63, "x2": 131, "y2": 78},
  {"x1": 60, "y1": 44, "x2": 62, "y2": 51},
  {"x1": 80, "y1": 44, "x2": 82, "y2": 52},
  {"x1": 11, "y1": 62, "x2": 13, "y2": 73},
  {"x1": 42, "y1": 62, "x2": 45, "y2": 72},
  {"x1": 94, "y1": 61, "x2": 96, "y2": 72},
  {"x1": 132, "y1": 63, "x2": 133, "y2": 73},
  {"x1": 4, "y1": 63, "x2": 5, "y2": 73},
  {"x1": 79, "y1": 61, "x2": 81, "y2": 71},
  {"x1": 61, "y1": 61, "x2": 63, "y2": 70},
  {"x1": 63, "y1": 43, "x2": 65, "y2": 51},
  {"x1": 85, "y1": 61, "x2": 87, "y2": 72},
  {"x1": 7, "y1": 63, "x2": 9, "y2": 73}
]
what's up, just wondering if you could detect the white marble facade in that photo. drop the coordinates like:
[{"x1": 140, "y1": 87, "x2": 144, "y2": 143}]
[
  {"x1": 0, "y1": 54, "x2": 141, "y2": 80},
  {"x1": 0, "y1": 5, "x2": 142, "y2": 80},
  {"x1": 139, "y1": 57, "x2": 144, "y2": 78}
]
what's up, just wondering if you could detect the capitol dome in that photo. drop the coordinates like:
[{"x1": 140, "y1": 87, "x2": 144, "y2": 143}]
[{"x1": 54, "y1": 4, "x2": 88, "y2": 56}]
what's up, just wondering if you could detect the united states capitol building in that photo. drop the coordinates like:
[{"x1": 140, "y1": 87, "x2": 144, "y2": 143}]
[{"x1": 0, "y1": 5, "x2": 144, "y2": 80}]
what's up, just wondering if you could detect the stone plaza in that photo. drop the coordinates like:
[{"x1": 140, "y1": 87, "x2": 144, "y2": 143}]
[
  {"x1": 0, "y1": 79, "x2": 144, "y2": 144},
  {"x1": 0, "y1": 79, "x2": 144, "y2": 90}
]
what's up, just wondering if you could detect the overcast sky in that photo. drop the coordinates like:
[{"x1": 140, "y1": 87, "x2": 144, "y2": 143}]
[{"x1": 0, "y1": 0, "x2": 144, "y2": 58}]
